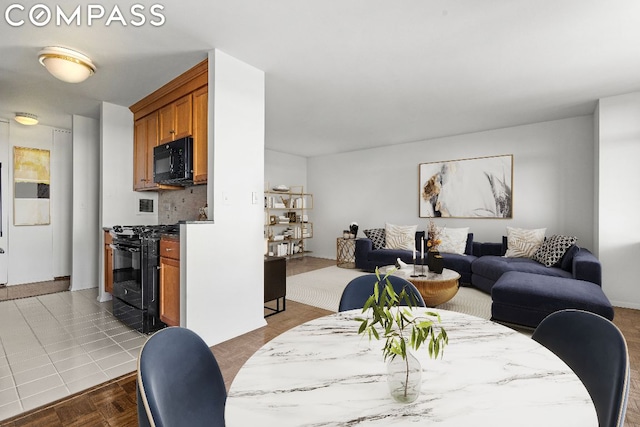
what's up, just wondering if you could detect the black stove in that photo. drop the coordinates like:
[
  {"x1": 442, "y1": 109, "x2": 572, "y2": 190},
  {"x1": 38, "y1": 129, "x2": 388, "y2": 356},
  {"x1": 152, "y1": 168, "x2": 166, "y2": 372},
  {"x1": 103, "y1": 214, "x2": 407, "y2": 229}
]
[{"x1": 110, "y1": 224, "x2": 179, "y2": 333}]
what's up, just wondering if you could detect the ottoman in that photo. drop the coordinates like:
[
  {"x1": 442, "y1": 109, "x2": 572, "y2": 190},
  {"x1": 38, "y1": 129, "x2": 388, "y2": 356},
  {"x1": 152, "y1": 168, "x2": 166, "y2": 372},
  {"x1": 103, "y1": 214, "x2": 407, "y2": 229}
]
[{"x1": 491, "y1": 271, "x2": 614, "y2": 328}]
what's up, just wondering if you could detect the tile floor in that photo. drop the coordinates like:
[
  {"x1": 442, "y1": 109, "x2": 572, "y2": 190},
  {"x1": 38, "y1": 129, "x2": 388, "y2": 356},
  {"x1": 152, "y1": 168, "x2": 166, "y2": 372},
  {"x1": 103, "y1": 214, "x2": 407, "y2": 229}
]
[{"x1": 0, "y1": 288, "x2": 148, "y2": 421}]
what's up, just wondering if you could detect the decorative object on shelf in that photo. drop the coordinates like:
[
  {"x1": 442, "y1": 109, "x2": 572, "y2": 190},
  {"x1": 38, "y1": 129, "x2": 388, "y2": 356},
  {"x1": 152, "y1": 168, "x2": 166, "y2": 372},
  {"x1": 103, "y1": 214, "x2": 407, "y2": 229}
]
[
  {"x1": 272, "y1": 185, "x2": 290, "y2": 192},
  {"x1": 343, "y1": 230, "x2": 350, "y2": 239},
  {"x1": 38, "y1": 46, "x2": 96, "y2": 83},
  {"x1": 349, "y1": 222, "x2": 359, "y2": 238},
  {"x1": 286, "y1": 212, "x2": 297, "y2": 223},
  {"x1": 419, "y1": 154, "x2": 513, "y2": 218},
  {"x1": 355, "y1": 268, "x2": 448, "y2": 403}
]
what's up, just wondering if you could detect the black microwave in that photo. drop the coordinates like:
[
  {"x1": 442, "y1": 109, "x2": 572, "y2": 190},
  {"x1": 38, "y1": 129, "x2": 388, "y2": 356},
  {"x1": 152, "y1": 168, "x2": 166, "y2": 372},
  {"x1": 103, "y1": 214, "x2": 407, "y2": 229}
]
[{"x1": 153, "y1": 137, "x2": 193, "y2": 185}]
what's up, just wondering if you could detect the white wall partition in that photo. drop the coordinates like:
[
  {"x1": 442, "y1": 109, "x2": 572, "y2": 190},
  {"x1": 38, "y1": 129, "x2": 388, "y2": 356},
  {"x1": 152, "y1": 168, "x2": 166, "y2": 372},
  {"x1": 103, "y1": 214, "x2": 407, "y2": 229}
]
[
  {"x1": 595, "y1": 91, "x2": 640, "y2": 309},
  {"x1": 71, "y1": 115, "x2": 100, "y2": 291},
  {"x1": 183, "y1": 49, "x2": 266, "y2": 346},
  {"x1": 52, "y1": 129, "x2": 73, "y2": 278},
  {"x1": 308, "y1": 116, "x2": 595, "y2": 260}
]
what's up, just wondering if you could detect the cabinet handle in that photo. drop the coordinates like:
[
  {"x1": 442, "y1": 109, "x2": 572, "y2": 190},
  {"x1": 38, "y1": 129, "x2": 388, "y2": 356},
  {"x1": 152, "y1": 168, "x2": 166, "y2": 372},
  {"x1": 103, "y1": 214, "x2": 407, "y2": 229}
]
[
  {"x1": 165, "y1": 248, "x2": 173, "y2": 251},
  {"x1": 169, "y1": 130, "x2": 176, "y2": 134}
]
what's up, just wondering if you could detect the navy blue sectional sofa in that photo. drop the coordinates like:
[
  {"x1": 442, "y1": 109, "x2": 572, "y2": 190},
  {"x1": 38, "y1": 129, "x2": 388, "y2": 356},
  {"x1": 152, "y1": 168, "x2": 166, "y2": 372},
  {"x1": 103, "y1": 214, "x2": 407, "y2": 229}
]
[{"x1": 354, "y1": 232, "x2": 613, "y2": 328}]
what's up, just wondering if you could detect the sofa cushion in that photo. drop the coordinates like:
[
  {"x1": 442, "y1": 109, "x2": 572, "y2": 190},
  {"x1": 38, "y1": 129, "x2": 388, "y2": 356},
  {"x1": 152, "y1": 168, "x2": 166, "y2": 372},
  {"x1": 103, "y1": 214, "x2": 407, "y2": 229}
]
[
  {"x1": 504, "y1": 227, "x2": 546, "y2": 258},
  {"x1": 437, "y1": 227, "x2": 469, "y2": 254},
  {"x1": 491, "y1": 271, "x2": 614, "y2": 328},
  {"x1": 472, "y1": 255, "x2": 572, "y2": 282},
  {"x1": 364, "y1": 228, "x2": 385, "y2": 250},
  {"x1": 385, "y1": 223, "x2": 417, "y2": 250},
  {"x1": 532, "y1": 235, "x2": 578, "y2": 267}
]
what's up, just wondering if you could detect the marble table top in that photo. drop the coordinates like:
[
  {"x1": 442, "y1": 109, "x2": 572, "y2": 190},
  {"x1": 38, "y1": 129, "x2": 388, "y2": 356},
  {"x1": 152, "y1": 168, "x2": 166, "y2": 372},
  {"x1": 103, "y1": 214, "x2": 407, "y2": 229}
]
[{"x1": 226, "y1": 309, "x2": 597, "y2": 426}]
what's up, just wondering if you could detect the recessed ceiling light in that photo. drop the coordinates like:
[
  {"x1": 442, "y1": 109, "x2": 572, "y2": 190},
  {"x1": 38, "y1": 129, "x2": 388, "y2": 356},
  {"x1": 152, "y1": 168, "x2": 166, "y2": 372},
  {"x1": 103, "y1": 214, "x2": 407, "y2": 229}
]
[
  {"x1": 14, "y1": 112, "x2": 38, "y2": 126},
  {"x1": 38, "y1": 46, "x2": 96, "y2": 83}
]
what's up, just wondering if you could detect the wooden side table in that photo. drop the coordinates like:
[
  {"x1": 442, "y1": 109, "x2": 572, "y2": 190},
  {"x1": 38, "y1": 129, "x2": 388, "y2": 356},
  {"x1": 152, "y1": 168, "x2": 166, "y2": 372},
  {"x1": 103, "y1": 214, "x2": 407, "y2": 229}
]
[{"x1": 336, "y1": 237, "x2": 356, "y2": 269}]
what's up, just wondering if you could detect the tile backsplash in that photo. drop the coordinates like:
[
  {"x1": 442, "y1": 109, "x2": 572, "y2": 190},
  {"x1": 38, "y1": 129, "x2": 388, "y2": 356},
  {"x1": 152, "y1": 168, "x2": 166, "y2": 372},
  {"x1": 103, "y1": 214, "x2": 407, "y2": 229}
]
[{"x1": 158, "y1": 185, "x2": 208, "y2": 224}]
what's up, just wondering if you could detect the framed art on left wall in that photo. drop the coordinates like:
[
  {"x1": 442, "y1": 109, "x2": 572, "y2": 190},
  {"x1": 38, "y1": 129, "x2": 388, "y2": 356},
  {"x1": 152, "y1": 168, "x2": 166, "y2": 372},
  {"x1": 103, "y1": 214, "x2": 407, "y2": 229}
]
[{"x1": 13, "y1": 146, "x2": 50, "y2": 226}]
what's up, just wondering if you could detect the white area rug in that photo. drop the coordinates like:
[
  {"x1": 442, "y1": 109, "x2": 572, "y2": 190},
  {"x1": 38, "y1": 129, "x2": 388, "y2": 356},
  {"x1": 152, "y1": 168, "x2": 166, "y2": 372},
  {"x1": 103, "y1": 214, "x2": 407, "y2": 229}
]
[{"x1": 287, "y1": 266, "x2": 492, "y2": 319}]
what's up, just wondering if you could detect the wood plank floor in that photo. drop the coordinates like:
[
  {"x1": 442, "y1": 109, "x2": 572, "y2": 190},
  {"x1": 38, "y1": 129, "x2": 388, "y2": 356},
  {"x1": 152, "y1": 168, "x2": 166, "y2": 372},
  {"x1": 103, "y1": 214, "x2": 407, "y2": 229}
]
[{"x1": 3, "y1": 257, "x2": 640, "y2": 426}]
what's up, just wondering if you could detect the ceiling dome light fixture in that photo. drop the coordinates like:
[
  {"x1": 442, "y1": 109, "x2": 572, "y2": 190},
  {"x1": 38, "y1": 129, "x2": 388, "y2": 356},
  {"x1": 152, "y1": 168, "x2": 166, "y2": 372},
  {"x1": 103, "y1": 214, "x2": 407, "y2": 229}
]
[
  {"x1": 14, "y1": 113, "x2": 39, "y2": 126},
  {"x1": 38, "y1": 46, "x2": 96, "y2": 83}
]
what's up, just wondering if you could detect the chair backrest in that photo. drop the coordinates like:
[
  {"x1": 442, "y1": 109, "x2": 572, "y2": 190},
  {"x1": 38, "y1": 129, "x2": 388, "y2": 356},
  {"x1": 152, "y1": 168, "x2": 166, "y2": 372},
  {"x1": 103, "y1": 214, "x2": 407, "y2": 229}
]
[
  {"x1": 137, "y1": 327, "x2": 227, "y2": 427},
  {"x1": 338, "y1": 273, "x2": 426, "y2": 312},
  {"x1": 532, "y1": 309, "x2": 630, "y2": 427}
]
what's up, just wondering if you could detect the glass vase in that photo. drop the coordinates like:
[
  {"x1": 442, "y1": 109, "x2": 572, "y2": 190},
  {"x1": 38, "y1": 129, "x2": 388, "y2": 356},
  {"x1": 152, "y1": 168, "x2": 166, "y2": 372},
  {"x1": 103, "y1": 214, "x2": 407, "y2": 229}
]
[{"x1": 386, "y1": 352, "x2": 422, "y2": 403}]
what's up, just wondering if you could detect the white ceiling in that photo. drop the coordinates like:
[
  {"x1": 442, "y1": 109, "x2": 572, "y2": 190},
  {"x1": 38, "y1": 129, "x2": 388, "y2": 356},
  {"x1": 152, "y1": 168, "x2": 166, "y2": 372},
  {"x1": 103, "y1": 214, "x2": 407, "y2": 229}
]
[{"x1": 2, "y1": 1, "x2": 640, "y2": 157}]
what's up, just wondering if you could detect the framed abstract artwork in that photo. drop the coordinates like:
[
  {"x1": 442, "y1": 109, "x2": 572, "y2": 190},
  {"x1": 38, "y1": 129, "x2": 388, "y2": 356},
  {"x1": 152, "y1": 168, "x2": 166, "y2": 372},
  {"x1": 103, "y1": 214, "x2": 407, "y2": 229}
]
[
  {"x1": 13, "y1": 147, "x2": 50, "y2": 226},
  {"x1": 419, "y1": 154, "x2": 513, "y2": 218}
]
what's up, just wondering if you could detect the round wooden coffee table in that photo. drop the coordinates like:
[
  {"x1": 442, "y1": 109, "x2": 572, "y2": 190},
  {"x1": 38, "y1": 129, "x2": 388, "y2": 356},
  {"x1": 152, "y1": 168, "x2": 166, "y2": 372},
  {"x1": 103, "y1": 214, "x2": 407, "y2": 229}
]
[{"x1": 380, "y1": 266, "x2": 460, "y2": 307}]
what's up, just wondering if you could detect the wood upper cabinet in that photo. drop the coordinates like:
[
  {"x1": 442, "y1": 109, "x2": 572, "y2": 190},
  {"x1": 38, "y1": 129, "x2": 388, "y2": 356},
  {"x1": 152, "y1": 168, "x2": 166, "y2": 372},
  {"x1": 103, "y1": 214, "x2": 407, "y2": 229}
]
[
  {"x1": 134, "y1": 113, "x2": 158, "y2": 190},
  {"x1": 104, "y1": 231, "x2": 113, "y2": 294},
  {"x1": 130, "y1": 59, "x2": 208, "y2": 189},
  {"x1": 159, "y1": 94, "x2": 193, "y2": 144},
  {"x1": 159, "y1": 237, "x2": 180, "y2": 327},
  {"x1": 193, "y1": 86, "x2": 208, "y2": 184}
]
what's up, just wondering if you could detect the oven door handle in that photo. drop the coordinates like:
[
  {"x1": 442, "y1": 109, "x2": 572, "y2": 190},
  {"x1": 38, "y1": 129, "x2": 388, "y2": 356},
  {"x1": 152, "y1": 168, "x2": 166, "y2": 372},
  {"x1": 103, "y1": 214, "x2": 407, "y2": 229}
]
[{"x1": 110, "y1": 244, "x2": 141, "y2": 253}]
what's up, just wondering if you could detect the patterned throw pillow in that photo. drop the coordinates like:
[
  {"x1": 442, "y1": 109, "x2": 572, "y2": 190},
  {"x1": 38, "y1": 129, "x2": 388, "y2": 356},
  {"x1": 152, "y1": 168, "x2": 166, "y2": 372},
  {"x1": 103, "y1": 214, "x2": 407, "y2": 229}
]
[
  {"x1": 504, "y1": 227, "x2": 546, "y2": 258},
  {"x1": 363, "y1": 228, "x2": 386, "y2": 250},
  {"x1": 385, "y1": 223, "x2": 417, "y2": 250},
  {"x1": 532, "y1": 235, "x2": 578, "y2": 267},
  {"x1": 437, "y1": 227, "x2": 469, "y2": 255}
]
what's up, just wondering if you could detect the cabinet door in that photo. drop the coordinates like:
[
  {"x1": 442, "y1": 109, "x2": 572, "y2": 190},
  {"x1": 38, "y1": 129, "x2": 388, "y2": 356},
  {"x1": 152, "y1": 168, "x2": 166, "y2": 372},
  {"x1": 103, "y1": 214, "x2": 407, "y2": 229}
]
[
  {"x1": 159, "y1": 256, "x2": 180, "y2": 327},
  {"x1": 192, "y1": 86, "x2": 208, "y2": 184},
  {"x1": 158, "y1": 103, "x2": 175, "y2": 144},
  {"x1": 174, "y1": 94, "x2": 193, "y2": 140},
  {"x1": 104, "y1": 231, "x2": 113, "y2": 294},
  {"x1": 158, "y1": 94, "x2": 193, "y2": 143},
  {"x1": 133, "y1": 113, "x2": 158, "y2": 190}
]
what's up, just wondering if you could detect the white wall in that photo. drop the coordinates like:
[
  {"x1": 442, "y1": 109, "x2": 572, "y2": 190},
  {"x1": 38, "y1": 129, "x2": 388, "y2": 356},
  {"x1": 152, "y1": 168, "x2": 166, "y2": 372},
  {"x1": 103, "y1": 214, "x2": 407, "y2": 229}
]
[
  {"x1": 595, "y1": 91, "x2": 640, "y2": 309},
  {"x1": 184, "y1": 49, "x2": 266, "y2": 346},
  {"x1": 100, "y1": 102, "x2": 157, "y2": 228},
  {"x1": 7, "y1": 123, "x2": 73, "y2": 285},
  {"x1": 71, "y1": 115, "x2": 100, "y2": 291},
  {"x1": 52, "y1": 129, "x2": 73, "y2": 278},
  {"x1": 308, "y1": 116, "x2": 595, "y2": 261},
  {"x1": 265, "y1": 149, "x2": 307, "y2": 189}
]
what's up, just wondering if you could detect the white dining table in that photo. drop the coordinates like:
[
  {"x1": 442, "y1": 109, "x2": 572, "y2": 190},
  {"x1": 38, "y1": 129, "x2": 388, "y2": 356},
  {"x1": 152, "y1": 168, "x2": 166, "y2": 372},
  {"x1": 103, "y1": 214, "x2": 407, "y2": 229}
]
[{"x1": 225, "y1": 308, "x2": 597, "y2": 426}]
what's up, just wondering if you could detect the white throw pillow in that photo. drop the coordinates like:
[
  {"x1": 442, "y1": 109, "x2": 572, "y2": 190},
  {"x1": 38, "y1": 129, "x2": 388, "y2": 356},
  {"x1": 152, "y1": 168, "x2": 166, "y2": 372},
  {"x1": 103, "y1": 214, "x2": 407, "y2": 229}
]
[
  {"x1": 504, "y1": 227, "x2": 546, "y2": 258},
  {"x1": 437, "y1": 227, "x2": 469, "y2": 254},
  {"x1": 385, "y1": 223, "x2": 417, "y2": 250}
]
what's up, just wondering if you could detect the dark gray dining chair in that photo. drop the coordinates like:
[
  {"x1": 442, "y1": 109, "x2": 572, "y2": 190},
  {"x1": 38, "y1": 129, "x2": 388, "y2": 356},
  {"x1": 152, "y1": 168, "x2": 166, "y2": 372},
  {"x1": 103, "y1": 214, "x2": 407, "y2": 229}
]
[
  {"x1": 338, "y1": 273, "x2": 426, "y2": 312},
  {"x1": 137, "y1": 327, "x2": 227, "y2": 427},
  {"x1": 532, "y1": 309, "x2": 630, "y2": 427}
]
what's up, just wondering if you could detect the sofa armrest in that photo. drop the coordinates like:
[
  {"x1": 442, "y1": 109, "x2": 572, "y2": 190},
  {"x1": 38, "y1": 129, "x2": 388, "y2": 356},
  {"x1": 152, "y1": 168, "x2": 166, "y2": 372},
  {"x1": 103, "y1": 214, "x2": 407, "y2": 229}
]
[
  {"x1": 355, "y1": 238, "x2": 374, "y2": 269},
  {"x1": 572, "y1": 248, "x2": 602, "y2": 286}
]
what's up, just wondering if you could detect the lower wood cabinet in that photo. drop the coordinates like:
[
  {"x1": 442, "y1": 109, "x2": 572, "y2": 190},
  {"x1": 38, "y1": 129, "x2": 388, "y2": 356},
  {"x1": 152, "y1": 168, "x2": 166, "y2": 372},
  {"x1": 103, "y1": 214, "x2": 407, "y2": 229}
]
[
  {"x1": 104, "y1": 231, "x2": 113, "y2": 294},
  {"x1": 159, "y1": 237, "x2": 180, "y2": 327}
]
